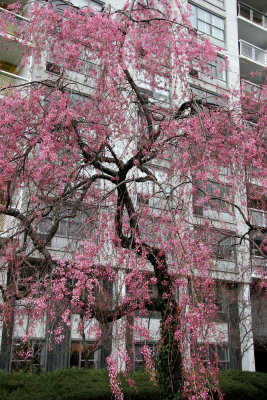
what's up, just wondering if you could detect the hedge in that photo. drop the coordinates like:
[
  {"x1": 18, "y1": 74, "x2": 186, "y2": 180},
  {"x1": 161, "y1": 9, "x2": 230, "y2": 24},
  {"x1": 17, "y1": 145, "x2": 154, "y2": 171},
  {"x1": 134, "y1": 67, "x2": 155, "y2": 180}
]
[
  {"x1": 0, "y1": 369, "x2": 161, "y2": 400},
  {"x1": 0, "y1": 369, "x2": 266, "y2": 400},
  {"x1": 219, "y1": 370, "x2": 267, "y2": 400}
]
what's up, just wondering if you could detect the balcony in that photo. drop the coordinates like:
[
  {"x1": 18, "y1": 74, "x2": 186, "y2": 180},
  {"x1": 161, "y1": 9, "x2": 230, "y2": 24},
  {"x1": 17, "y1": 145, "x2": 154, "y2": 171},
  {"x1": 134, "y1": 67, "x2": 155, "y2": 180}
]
[
  {"x1": 237, "y1": 2, "x2": 267, "y2": 52},
  {"x1": 239, "y1": 40, "x2": 266, "y2": 65},
  {"x1": 0, "y1": 6, "x2": 29, "y2": 38},
  {"x1": 241, "y1": 79, "x2": 262, "y2": 99},
  {"x1": 0, "y1": 69, "x2": 28, "y2": 93},
  {"x1": 239, "y1": 40, "x2": 266, "y2": 84},
  {"x1": 238, "y1": 2, "x2": 267, "y2": 29}
]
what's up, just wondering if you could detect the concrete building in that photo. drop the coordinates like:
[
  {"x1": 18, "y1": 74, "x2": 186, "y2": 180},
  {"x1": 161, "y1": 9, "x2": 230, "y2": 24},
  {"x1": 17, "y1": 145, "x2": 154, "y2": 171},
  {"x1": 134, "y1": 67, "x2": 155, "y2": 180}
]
[{"x1": 0, "y1": 0, "x2": 266, "y2": 373}]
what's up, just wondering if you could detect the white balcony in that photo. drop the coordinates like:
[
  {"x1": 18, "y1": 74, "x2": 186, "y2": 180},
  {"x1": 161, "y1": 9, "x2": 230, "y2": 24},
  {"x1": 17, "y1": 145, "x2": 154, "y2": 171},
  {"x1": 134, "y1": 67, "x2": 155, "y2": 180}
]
[
  {"x1": 0, "y1": 69, "x2": 28, "y2": 92},
  {"x1": 239, "y1": 40, "x2": 266, "y2": 84},
  {"x1": 0, "y1": 6, "x2": 29, "y2": 37},
  {"x1": 0, "y1": 7, "x2": 29, "y2": 66},
  {"x1": 239, "y1": 40, "x2": 267, "y2": 65},
  {"x1": 241, "y1": 79, "x2": 262, "y2": 100},
  {"x1": 238, "y1": 2, "x2": 267, "y2": 29},
  {"x1": 237, "y1": 2, "x2": 267, "y2": 50}
]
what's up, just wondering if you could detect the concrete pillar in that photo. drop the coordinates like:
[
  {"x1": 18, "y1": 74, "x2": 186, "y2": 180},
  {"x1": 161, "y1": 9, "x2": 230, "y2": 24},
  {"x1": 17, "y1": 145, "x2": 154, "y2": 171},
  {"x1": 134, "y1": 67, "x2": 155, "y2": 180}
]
[{"x1": 238, "y1": 283, "x2": 255, "y2": 371}]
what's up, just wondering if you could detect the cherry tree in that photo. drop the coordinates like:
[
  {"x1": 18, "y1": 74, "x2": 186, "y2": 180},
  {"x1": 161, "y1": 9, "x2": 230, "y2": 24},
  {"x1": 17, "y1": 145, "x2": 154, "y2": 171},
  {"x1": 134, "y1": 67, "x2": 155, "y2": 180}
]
[{"x1": 0, "y1": 1, "x2": 266, "y2": 399}]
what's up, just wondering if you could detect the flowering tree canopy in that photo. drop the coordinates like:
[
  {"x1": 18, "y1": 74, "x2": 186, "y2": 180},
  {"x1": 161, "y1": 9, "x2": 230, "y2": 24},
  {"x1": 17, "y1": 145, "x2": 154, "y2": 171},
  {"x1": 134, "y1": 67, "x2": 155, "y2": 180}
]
[{"x1": 0, "y1": 1, "x2": 266, "y2": 399}]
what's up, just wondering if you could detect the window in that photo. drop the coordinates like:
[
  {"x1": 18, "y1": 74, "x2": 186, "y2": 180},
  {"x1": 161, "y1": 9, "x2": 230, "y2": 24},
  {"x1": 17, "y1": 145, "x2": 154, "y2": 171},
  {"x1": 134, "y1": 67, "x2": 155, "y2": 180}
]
[
  {"x1": 215, "y1": 293, "x2": 229, "y2": 322},
  {"x1": 216, "y1": 345, "x2": 230, "y2": 370},
  {"x1": 133, "y1": 343, "x2": 156, "y2": 372},
  {"x1": 137, "y1": 181, "x2": 173, "y2": 210},
  {"x1": 208, "y1": 55, "x2": 226, "y2": 81},
  {"x1": 148, "y1": 282, "x2": 158, "y2": 299},
  {"x1": 250, "y1": 231, "x2": 267, "y2": 258},
  {"x1": 193, "y1": 181, "x2": 232, "y2": 216},
  {"x1": 48, "y1": 0, "x2": 103, "y2": 12},
  {"x1": 57, "y1": 211, "x2": 87, "y2": 238},
  {"x1": 0, "y1": 197, "x2": 5, "y2": 231},
  {"x1": 247, "y1": 184, "x2": 267, "y2": 228},
  {"x1": 17, "y1": 260, "x2": 45, "y2": 293},
  {"x1": 139, "y1": 0, "x2": 167, "y2": 13},
  {"x1": 70, "y1": 341, "x2": 96, "y2": 369},
  {"x1": 46, "y1": 61, "x2": 61, "y2": 75},
  {"x1": 196, "y1": 344, "x2": 230, "y2": 370},
  {"x1": 137, "y1": 70, "x2": 170, "y2": 101},
  {"x1": 94, "y1": 279, "x2": 113, "y2": 308},
  {"x1": 189, "y1": 4, "x2": 224, "y2": 41},
  {"x1": 11, "y1": 340, "x2": 45, "y2": 371},
  {"x1": 247, "y1": 184, "x2": 266, "y2": 211},
  {"x1": 190, "y1": 86, "x2": 227, "y2": 107},
  {"x1": 36, "y1": 205, "x2": 96, "y2": 242},
  {"x1": 249, "y1": 209, "x2": 267, "y2": 228},
  {"x1": 213, "y1": 232, "x2": 236, "y2": 262},
  {"x1": 208, "y1": 231, "x2": 236, "y2": 262}
]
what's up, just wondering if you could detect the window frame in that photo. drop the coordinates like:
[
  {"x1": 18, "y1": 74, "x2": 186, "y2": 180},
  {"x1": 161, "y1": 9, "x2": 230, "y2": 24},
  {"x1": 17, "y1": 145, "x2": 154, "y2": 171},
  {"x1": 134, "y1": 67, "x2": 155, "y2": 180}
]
[
  {"x1": 36, "y1": 204, "x2": 96, "y2": 241},
  {"x1": 207, "y1": 55, "x2": 226, "y2": 82},
  {"x1": 133, "y1": 342, "x2": 157, "y2": 372},
  {"x1": 137, "y1": 69, "x2": 171, "y2": 102},
  {"x1": 189, "y1": 3, "x2": 225, "y2": 42},
  {"x1": 193, "y1": 180, "x2": 233, "y2": 216},
  {"x1": 70, "y1": 341, "x2": 97, "y2": 369},
  {"x1": 136, "y1": 180, "x2": 174, "y2": 210},
  {"x1": 196, "y1": 343, "x2": 230, "y2": 371},
  {"x1": 48, "y1": 0, "x2": 103, "y2": 13},
  {"x1": 11, "y1": 339, "x2": 45, "y2": 371}
]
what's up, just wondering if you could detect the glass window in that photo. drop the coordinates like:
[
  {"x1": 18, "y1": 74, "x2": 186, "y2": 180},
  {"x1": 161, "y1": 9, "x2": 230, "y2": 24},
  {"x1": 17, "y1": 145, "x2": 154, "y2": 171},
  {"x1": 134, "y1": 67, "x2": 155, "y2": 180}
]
[
  {"x1": 196, "y1": 344, "x2": 230, "y2": 370},
  {"x1": 134, "y1": 343, "x2": 156, "y2": 372},
  {"x1": 11, "y1": 340, "x2": 45, "y2": 372},
  {"x1": 189, "y1": 4, "x2": 197, "y2": 29},
  {"x1": 49, "y1": 0, "x2": 103, "y2": 12},
  {"x1": 70, "y1": 341, "x2": 96, "y2": 369},
  {"x1": 208, "y1": 56, "x2": 226, "y2": 81},
  {"x1": 36, "y1": 205, "x2": 96, "y2": 239},
  {"x1": 193, "y1": 181, "x2": 232, "y2": 215},
  {"x1": 197, "y1": 228, "x2": 237, "y2": 262},
  {"x1": 198, "y1": 8, "x2": 211, "y2": 24},
  {"x1": 189, "y1": 4, "x2": 224, "y2": 41},
  {"x1": 74, "y1": 1, "x2": 103, "y2": 11},
  {"x1": 190, "y1": 86, "x2": 227, "y2": 108},
  {"x1": 136, "y1": 181, "x2": 173, "y2": 210},
  {"x1": 216, "y1": 345, "x2": 230, "y2": 370},
  {"x1": 250, "y1": 231, "x2": 267, "y2": 258},
  {"x1": 137, "y1": 70, "x2": 170, "y2": 102},
  {"x1": 210, "y1": 232, "x2": 236, "y2": 262}
]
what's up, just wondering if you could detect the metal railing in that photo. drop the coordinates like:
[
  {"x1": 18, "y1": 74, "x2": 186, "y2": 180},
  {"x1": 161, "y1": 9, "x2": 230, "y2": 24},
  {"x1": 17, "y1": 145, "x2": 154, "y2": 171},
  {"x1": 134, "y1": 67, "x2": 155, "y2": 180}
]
[
  {"x1": 0, "y1": 6, "x2": 29, "y2": 37},
  {"x1": 238, "y1": 2, "x2": 267, "y2": 28},
  {"x1": 241, "y1": 79, "x2": 262, "y2": 99},
  {"x1": 239, "y1": 39, "x2": 267, "y2": 66},
  {"x1": 0, "y1": 69, "x2": 28, "y2": 92}
]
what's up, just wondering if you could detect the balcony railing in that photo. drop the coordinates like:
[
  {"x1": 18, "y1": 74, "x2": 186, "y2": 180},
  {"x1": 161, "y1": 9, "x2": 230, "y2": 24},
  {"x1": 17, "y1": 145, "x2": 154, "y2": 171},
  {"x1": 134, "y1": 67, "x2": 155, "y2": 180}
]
[
  {"x1": 239, "y1": 40, "x2": 267, "y2": 66},
  {"x1": 238, "y1": 2, "x2": 267, "y2": 29},
  {"x1": 0, "y1": 70, "x2": 28, "y2": 92},
  {"x1": 0, "y1": 6, "x2": 29, "y2": 37},
  {"x1": 241, "y1": 79, "x2": 262, "y2": 99}
]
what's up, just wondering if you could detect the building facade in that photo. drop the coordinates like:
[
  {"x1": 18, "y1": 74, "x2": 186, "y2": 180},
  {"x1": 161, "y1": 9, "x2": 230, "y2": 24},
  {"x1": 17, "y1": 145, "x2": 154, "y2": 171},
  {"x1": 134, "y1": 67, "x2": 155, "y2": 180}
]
[{"x1": 0, "y1": 0, "x2": 266, "y2": 374}]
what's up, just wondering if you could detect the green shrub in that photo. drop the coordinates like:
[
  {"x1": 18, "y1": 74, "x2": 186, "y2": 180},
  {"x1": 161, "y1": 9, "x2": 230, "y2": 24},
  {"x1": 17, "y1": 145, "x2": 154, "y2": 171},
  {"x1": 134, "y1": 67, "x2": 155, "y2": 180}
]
[
  {"x1": 0, "y1": 369, "x2": 160, "y2": 400},
  {"x1": 0, "y1": 368, "x2": 266, "y2": 400},
  {"x1": 219, "y1": 370, "x2": 267, "y2": 400}
]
